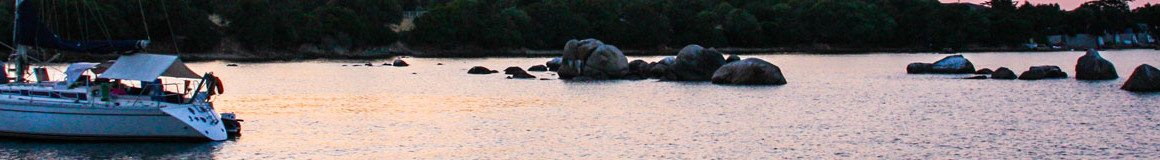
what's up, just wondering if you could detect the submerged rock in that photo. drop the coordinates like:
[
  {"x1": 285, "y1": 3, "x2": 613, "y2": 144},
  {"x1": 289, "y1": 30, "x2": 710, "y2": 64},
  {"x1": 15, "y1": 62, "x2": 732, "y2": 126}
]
[
  {"x1": 1018, "y1": 65, "x2": 1068, "y2": 80},
  {"x1": 976, "y1": 68, "x2": 994, "y2": 74},
  {"x1": 711, "y1": 58, "x2": 786, "y2": 85},
  {"x1": 510, "y1": 72, "x2": 536, "y2": 79},
  {"x1": 392, "y1": 59, "x2": 409, "y2": 67},
  {"x1": 906, "y1": 55, "x2": 975, "y2": 74},
  {"x1": 963, "y1": 75, "x2": 987, "y2": 79},
  {"x1": 528, "y1": 65, "x2": 548, "y2": 71},
  {"x1": 991, "y1": 67, "x2": 1017, "y2": 79},
  {"x1": 1075, "y1": 49, "x2": 1117, "y2": 80},
  {"x1": 1121, "y1": 64, "x2": 1160, "y2": 92},
  {"x1": 663, "y1": 45, "x2": 727, "y2": 81},
  {"x1": 468, "y1": 66, "x2": 498, "y2": 74},
  {"x1": 504, "y1": 67, "x2": 526, "y2": 75}
]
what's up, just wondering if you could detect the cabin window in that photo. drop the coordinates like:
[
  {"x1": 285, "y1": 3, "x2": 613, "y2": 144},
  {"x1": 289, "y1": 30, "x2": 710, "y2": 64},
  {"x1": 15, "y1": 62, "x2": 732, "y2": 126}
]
[
  {"x1": 58, "y1": 92, "x2": 87, "y2": 100},
  {"x1": 29, "y1": 91, "x2": 51, "y2": 97}
]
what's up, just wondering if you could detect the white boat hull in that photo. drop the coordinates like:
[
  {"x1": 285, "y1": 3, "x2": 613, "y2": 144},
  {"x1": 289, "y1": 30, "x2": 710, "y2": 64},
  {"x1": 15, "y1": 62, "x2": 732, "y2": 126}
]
[{"x1": 0, "y1": 104, "x2": 213, "y2": 141}]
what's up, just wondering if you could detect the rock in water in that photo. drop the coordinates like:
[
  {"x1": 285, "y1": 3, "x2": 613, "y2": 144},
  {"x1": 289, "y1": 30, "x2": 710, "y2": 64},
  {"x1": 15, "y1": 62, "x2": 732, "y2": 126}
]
[
  {"x1": 1018, "y1": 65, "x2": 1068, "y2": 80},
  {"x1": 511, "y1": 72, "x2": 536, "y2": 79},
  {"x1": 562, "y1": 39, "x2": 604, "y2": 61},
  {"x1": 963, "y1": 75, "x2": 987, "y2": 79},
  {"x1": 1121, "y1": 64, "x2": 1160, "y2": 92},
  {"x1": 627, "y1": 60, "x2": 648, "y2": 77},
  {"x1": 546, "y1": 58, "x2": 562, "y2": 71},
  {"x1": 930, "y1": 55, "x2": 975, "y2": 73},
  {"x1": 663, "y1": 45, "x2": 727, "y2": 81},
  {"x1": 558, "y1": 39, "x2": 607, "y2": 79},
  {"x1": 907, "y1": 63, "x2": 932, "y2": 74},
  {"x1": 468, "y1": 66, "x2": 497, "y2": 74},
  {"x1": 726, "y1": 55, "x2": 741, "y2": 63},
  {"x1": 976, "y1": 68, "x2": 994, "y2": 74},
  {"x1": 392, "y1": 59, "x2": 409, "y2": 66},
  {"x1": 711, "y1": 58, "x2": 787, "y2": 85},
  {"x1": 528, "y1": 65, "x2": 548, "y2": 71},
  {"x1": 906, "y1": 55, "x2": 975, "y2": 74},
  {"x1": 991, "y1": 67, "x2": 1017, "y2": 79},
  {"x1": 580, "y1": 45, "x2": 630, "y2": 79},
  {"x1": 1075, "y1": 49, "x2": 1117, "y2": 80},
  {"x1": 504, "y1": 67, "x2": 526, "y2": 75}
]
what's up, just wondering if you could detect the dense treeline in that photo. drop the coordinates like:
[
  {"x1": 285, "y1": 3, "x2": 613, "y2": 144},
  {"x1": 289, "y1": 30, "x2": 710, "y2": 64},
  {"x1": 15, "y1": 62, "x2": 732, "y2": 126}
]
[
  {"x1": 0, "y1": 0, "x2": 402, "y2": 53},
  {"x1": 410, "y1": 0, "x2": 1160, "y2": 50},
  {"x1": 0, "y1": 0, "x2": 1157, "y2": 55}
]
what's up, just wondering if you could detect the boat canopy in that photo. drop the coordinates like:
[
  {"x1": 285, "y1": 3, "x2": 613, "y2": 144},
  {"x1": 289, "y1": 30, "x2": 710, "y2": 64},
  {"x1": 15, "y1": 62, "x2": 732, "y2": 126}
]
[
  {"x1": 64, "y1": 62, "x2": 99, "y2": 85},
  {"x1": 97, "y1": 54, "x2": 201, "y2": 81}
]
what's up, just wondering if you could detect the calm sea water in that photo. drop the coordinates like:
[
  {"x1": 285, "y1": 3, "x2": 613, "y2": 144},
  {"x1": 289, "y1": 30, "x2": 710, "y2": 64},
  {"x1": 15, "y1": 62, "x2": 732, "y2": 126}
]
[{"x1": 2, "y1": 50, "x2": 1159, "y2": 159}]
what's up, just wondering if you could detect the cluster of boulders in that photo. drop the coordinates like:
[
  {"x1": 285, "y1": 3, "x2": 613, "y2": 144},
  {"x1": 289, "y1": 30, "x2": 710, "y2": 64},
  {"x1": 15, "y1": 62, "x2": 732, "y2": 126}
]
[
  {"x1": 908, "y1": 55, "x2": 1070, "y2": 80},
  {"x1": 555, "y1": 40, "x2": 787, "y2": 85},
  {"x1": 905, "y1": 49, "x2": 1159, "y2": 92},
  {"x1": 478, "y1": 39, "x2": 787, "y2": 85}
]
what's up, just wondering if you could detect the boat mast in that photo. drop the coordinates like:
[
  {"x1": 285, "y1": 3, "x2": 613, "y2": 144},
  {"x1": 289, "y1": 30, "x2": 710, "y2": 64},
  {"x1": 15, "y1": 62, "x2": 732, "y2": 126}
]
[{"x1": 11, "y1": 0, "x2": 27, "y2": 83}]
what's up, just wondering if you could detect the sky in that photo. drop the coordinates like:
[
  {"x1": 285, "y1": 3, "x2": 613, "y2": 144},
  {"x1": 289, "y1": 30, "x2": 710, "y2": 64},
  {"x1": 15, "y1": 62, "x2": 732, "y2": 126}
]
[{"x1": 938, "y1": 0, "x2": 1159, "y2": 10}]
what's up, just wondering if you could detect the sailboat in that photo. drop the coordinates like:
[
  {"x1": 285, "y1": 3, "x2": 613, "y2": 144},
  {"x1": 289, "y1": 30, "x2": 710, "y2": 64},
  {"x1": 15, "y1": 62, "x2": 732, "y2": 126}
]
[{"x1": 0, "y1": 0, "x2": 240, "y2": 141}]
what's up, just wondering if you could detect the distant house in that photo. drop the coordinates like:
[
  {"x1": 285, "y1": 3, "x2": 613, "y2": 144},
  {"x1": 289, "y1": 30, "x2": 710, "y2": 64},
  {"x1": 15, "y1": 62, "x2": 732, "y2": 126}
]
[{"x1": 1047, "y1": 23, "x2": 1154, "y2": 49}]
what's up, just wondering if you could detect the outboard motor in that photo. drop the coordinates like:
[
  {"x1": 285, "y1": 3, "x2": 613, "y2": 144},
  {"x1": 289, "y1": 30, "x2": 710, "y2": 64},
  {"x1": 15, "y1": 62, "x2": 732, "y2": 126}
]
[{"x1": 221, "y1": 113, "x2": 243, "y2": 136}]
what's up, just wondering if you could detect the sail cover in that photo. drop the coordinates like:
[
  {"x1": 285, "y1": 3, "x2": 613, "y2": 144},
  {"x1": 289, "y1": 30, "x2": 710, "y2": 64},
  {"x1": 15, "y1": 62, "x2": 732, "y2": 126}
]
[
  {"x1": 98, "y1": 54, "x2": 201, "y2": 81},
  {"x1": 15, "y1": 0, "x2": 144, "y2": 54}
]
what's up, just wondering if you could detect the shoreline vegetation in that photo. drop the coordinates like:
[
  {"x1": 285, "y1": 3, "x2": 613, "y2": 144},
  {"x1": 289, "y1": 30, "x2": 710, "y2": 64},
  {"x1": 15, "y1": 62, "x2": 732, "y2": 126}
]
[
  {"x1": 0, "y1": 0, "x2": 1158, "y2": 62},
  {"x1": 37, "y1": 45, "x2": 1160, "y2": 63}
]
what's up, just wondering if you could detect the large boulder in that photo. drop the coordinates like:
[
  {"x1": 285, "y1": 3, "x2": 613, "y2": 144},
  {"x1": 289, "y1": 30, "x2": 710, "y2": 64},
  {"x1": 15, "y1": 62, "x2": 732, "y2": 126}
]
[
  {"x1": 1121, "y1": 64, "x2": 1160, "y2": 92},
  {"x1": 1075, "y1": 49, "x2": 1118, "y2": 80},
  {"x1": 907, "y1": 55, "x2": 975, "y2": 74},
  {"x1": 991, "y1": 67, "x2": 1017, "y2": 79},
  {"x1": 580, "y1": 45, "x2": 630, "y2": 79},
  {"x1": 546, "y1": 58, "x2": 562, "y2": 71},
  {"x1": 468, "y1": 66, "x2": 498, "y2": 74},
  {"x1": 662, "y1": 45, "x2": 727, "y2": 81},
  {"x1": 562, "y1": 39, "x2": 604, "y2": 61},
  {"x1": 557, "y1": 39, "x2": 628, "y2": 79},
  {"x1": 1018, "y1": 65, "x2": 1068, "y2": 80},
  {"x1": 711, "y1": 58, "x2": 787, "y2": 85}
]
